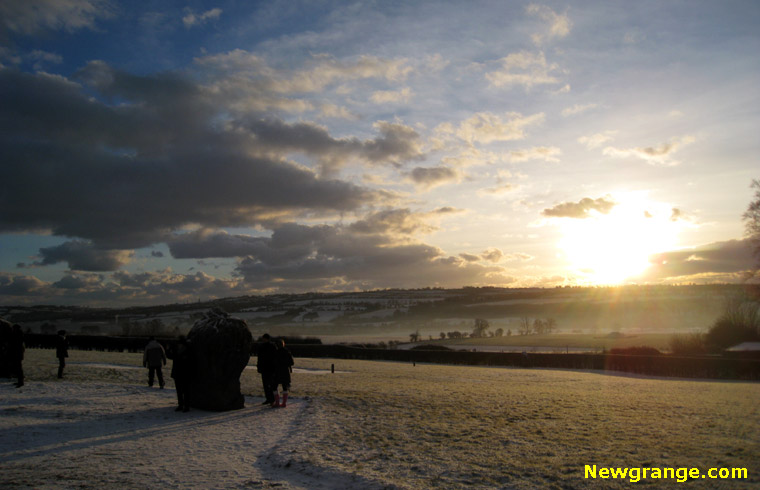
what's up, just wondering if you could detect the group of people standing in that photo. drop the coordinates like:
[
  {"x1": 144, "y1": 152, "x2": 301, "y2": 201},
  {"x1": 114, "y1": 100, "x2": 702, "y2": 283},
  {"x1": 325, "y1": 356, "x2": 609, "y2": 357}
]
[
  {"x1": 5, "y1": 326, "x2": 68, "y2": 387},
  {"x1": 4, "y1": 326, "x2": 68, "y2": 388},
  {"x1": 256, "y1": 333, "x2": 294, "y2": 408},
  {"x1": 141, "y1": 333, "x2": 293, "y2": 411},
  {"x1": 6, "y1": 327, "x2": 293, "y2": 411}
]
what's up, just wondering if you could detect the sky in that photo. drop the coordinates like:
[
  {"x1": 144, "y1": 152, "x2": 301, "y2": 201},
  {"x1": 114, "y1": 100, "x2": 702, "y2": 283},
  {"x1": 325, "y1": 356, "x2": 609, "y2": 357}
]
[{"x1": 1, "y1": 0, "x2": 759, "y2": 306}]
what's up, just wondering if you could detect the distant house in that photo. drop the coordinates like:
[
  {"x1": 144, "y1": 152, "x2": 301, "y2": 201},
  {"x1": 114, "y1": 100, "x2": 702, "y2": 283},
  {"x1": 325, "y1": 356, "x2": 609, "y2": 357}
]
[{"x1": 724, "y1": 342, "x2": 760, "y2": 359}]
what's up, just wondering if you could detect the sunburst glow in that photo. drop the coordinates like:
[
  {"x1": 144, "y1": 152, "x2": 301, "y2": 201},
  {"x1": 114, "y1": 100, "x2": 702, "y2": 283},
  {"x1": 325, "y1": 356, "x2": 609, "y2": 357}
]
[{"x1": 557, "y1": 193, "x2": 683, "y2": 285}]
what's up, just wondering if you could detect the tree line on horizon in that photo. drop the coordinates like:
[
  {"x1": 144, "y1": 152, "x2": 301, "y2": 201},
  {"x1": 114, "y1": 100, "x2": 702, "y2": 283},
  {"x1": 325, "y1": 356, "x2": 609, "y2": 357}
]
[{"x1": 409, "y1": 317, "x2": 558, "y2": 342}]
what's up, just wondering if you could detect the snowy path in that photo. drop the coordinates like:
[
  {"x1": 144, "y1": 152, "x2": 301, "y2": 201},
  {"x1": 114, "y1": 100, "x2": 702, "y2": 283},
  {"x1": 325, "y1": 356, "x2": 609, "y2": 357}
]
[{"x1": 0, "y1": 381, "x2": 372, "y2": 489}]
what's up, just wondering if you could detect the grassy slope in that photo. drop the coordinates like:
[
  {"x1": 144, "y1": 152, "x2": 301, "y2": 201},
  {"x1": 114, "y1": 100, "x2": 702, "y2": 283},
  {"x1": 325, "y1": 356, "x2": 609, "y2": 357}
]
[
  {"x1": 16, "y1": 349, "x2": 760, "y2": 489},
  {"x1": 281, "y1": 358, "x2": 759, "y2": 489}
]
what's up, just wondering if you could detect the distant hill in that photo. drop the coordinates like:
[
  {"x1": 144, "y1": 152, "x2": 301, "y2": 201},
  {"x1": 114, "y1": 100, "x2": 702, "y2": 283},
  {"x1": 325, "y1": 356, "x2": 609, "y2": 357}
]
[{"x1": 1, "y1": 284, "x2": 746, "y2": 339}]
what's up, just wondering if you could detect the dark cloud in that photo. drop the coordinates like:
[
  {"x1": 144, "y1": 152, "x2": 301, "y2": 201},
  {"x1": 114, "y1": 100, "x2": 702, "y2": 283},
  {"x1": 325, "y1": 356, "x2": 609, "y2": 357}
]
[
  {"x1": 168, "y1": 208, "x2": 445, "y2": 266},
  {"x1": 0, "y1": 66, "x2": 381, "y2": 249},
  {"x1": 104, "y1": 270, "x2": 246, "y2": 304},
  {"x1": 481, "y1": 249, "x2": 503, "y2": 262},
  {"x1": 542, "y1": 196, "x2": 616, "y2": 219},
  {"x1": 0, "y1": 58, "x2": 477, "y2": 302},
  {"x1": 407, "y1": 166, "x2": 459, "y2": 189},
  {"x1": 230, "y1": 220, "x2": 513, "y2": 290},
  {"x1": 479, "y1": 249, "x2": 532, "y2": 263},
  {"x1": 36, "y1": 240, "x2": 133, "y2": 271},
  {"x1": 168, "y1": 224, "x2": 332, "y2": 266},
  {"x1": 116, "y1": 270, "x2": 242, "y2": 297},
  {"x1": 0, "y1": 273, "x2": 47, "y2": 296},
  {"x1": 169, "y1": 230, "x2": 269, "y2": 259},
  {"x1": 53, "y1": 273, "x2": 104, "y2": 290},
  {"x1": 349, "y1": 209, "x2": 436, "y2": 235},
  {"x1": 432, "y1": 206, "x2": 461, "y2": 215},
  {"x1": 0, "y1": 0, "x2": 114, "y2": 37},
  {"x1": 162, "y1": 217, "x2": 513, "y2": 291},
  {"x1": 362, "y1": 122, "x2": 424, "y2": 165},
  {"x1": 236, "y1": 118, "x2": 424, "y2": 176},
  {"x1": 641, "y1": 239, "x2": 755, "y2": 281},
  {"x1": 236, "y1": 243, "x2": 511, "y2": 291},
  {"x1": 0, "y1": 269, "x2": 249, "y2": 306}
]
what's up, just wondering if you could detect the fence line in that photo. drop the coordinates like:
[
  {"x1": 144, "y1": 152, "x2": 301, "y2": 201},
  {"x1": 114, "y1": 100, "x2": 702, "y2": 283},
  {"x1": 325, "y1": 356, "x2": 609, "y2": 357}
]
[{"x1": 20, "y1": 334, "x2": 760, "y2": 380}]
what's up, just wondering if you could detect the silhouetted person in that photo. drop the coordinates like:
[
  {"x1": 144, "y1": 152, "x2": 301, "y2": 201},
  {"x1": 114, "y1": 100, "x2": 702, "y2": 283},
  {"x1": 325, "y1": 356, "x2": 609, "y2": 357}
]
[
  {"x1": 56, "y1": 330, "x2": 69, "y2": 379},
  {"x1": 0, "y1": 320, "x2": 13, "y2": 378},
  {"x1": 143, "y1": 336, "x2": 166, "y2": 388},
  {"x1": 171, "y1": 335, "x2": 192, "y2": 412},
  {"x1": 10, "y1": 324, "x2": 25, "y2": 387},
  {"x1": 256, "y1": 333, "x2": 277, "y2": 405},
  {"x1": 272, "y1": 338, "x2": 294, "y2": 408}
]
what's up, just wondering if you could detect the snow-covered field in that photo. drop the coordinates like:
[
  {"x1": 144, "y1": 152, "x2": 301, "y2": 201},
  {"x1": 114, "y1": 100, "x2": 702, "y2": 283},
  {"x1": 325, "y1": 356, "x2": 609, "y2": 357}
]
[{"x1": 2, "y1": 349, "x2": 759, "y2": 489}]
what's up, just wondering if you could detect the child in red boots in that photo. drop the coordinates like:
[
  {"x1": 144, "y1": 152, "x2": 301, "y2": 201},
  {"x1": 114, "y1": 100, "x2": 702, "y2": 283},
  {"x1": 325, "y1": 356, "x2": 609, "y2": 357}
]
[{"x1": 272, "y1": 338, "x2": 294, "y2": 407}]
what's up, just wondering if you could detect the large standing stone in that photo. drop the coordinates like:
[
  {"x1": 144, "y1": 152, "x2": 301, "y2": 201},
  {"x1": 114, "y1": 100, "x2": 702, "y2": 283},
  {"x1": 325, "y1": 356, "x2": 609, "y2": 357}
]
[{"x1": 186, "y1": 308, "x2": 252, "y2": 411}]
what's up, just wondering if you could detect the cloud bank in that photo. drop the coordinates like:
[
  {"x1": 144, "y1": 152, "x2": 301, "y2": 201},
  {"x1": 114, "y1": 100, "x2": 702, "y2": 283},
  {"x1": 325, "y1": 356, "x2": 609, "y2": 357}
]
[
  {"x1": 542, "y1": 197, "x2": 617, "y2": 219},
  {"x1": 641, "y1": 239, "x2": 756, "y2": 282}
]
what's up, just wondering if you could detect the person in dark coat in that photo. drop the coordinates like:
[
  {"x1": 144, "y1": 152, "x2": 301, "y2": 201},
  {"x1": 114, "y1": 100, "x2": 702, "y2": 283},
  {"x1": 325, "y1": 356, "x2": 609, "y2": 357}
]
[
  {"x1": 10, "y1": 324, "x2": 25, "y2": 388},
  {"x1": 143, "y1": 336, "x2": 166, "y2": 388},
  {"x1": 256, "y1": 333, "x2": 277, "y2": 405},
  {"x1": 170, "y1": 335, "x2": 192, "y2": 412},
  {"x1": 0, "y1": 319, "x2": 13, "y2": 378},
  {"x1": 272, "y1": 338, "x2": 294, "y2": 408},
  {"x1": 56, "y1": 330, "x2": 69, "y2": 379}
]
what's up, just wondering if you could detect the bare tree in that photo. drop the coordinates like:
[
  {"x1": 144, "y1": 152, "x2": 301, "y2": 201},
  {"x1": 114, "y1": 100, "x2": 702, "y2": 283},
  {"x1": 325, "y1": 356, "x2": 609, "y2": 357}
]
[
  {"x1": 545, "y1": 318, "x2": 557, "y2": 334},
  {"x1": 472, "y1": 318, "x2": 490, "y2": 338},
  {"x1": 519, "y1": 317, "x2": 531, "y2": 336},
  {"x1": 743, "y1": 179, "x2": 760, "y2": 269}
]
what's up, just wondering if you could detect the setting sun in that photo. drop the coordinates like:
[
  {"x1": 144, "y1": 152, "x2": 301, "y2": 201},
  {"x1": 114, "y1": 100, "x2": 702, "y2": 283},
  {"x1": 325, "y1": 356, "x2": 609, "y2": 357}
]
[{"x1": 557, "y1": 193, "x2": 683, "y2": 284}]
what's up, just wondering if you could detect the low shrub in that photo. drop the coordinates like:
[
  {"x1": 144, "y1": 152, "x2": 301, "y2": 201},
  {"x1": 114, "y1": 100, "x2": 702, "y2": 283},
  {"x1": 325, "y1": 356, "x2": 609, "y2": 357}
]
[
  {"x1": 669, "y1": 332, "x2": 706, "y2": 356},
  {"x1": 409, "y1": 344, "x2": 453, "y2": 351},
  {"x1": 608, "y1": 346, "x2": 661, "y2": 356}
]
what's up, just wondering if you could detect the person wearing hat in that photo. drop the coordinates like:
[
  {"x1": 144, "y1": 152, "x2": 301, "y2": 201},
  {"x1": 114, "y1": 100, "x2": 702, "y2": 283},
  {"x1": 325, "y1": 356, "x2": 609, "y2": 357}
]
[{"x1": 272, "y1": 338, "x2": 294, "y2": 408}]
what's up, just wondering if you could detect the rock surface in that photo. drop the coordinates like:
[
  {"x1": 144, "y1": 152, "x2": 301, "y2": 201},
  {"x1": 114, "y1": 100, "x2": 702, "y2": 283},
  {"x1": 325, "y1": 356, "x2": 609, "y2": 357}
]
[{"x1": 186, "y1": 308, "x2": 252, "y2": 411}]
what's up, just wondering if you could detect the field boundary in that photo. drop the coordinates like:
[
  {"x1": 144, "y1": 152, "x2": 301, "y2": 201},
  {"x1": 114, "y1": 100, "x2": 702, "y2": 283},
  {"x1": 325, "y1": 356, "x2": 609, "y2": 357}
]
[
  {"x1": 17, "y1": 334, "x2": 760, "y2": 381},
  {"x1": 287, "y1": 344, "x2": 760, "y2": 381}
]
